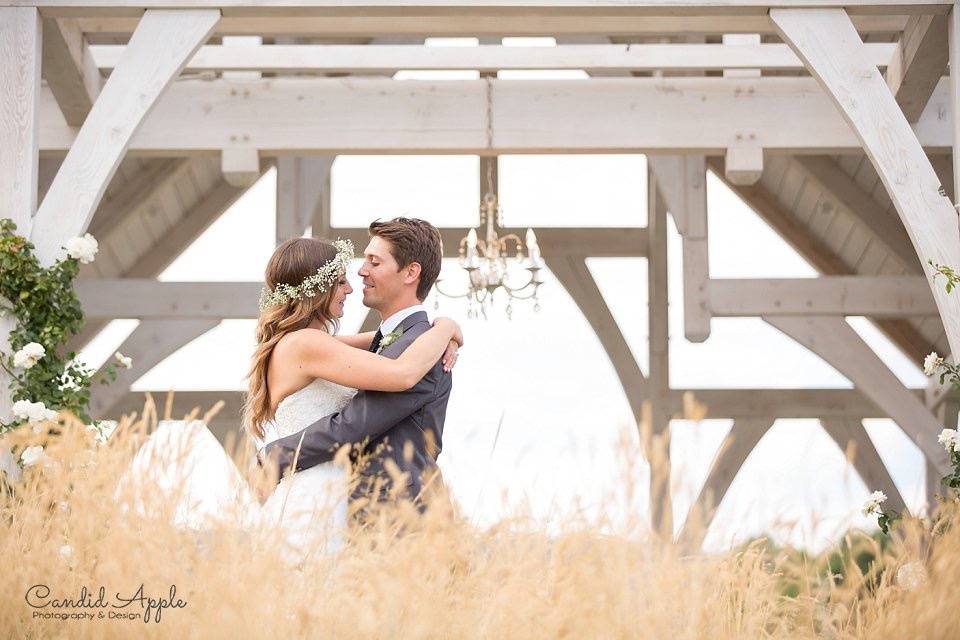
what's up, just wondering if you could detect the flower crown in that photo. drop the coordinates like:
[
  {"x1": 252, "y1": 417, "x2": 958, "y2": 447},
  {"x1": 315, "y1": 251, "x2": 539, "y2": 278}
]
[{"x1": 258, "y1": 238, "x2": 354, "y2": 311}]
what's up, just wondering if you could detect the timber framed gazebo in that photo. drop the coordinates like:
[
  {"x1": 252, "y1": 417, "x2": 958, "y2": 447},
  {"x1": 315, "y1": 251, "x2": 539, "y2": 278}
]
[{"x1": 2, "y1": 0, "x2": 960, "y2": 543}]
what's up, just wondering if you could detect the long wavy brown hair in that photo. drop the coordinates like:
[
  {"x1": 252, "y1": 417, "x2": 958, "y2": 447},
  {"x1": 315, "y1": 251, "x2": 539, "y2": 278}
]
[{"x1": 242, "y1": 237, "x2": 343, "y2": 440}]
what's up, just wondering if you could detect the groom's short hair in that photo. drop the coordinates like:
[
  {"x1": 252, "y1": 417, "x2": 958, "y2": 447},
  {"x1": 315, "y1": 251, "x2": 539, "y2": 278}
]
[{"x1": 369, "y1": 217, "x2": 443, "y2": 301}]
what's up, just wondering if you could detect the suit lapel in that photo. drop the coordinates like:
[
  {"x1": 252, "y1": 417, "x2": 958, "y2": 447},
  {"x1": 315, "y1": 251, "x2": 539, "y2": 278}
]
[{"x1": 396, "y1": 310, "x2": 429, "y2": 333}]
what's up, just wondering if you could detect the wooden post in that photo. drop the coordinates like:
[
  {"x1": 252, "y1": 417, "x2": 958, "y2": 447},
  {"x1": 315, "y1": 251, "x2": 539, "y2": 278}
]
[
  {"x1": 0, "y1": 7, "x2": 42, "y2": 423},
  {"x1": 949, "y1": 3, "x2": 960, "y2": 203},
  {"x1": 647, "y1": 168, "x2": 672, "y2": 539},
  {"x1": 648, "y1": 155, "x2": 710, "y2": 342},
  {"x1": 0, "y1": 8, "x2": 41, "y2": 234}
]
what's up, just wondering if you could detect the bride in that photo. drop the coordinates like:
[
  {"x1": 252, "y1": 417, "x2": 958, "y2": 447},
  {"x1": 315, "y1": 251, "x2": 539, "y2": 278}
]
[{"x1": 242, "y1": 236, "x2": 462, "y2": 566}]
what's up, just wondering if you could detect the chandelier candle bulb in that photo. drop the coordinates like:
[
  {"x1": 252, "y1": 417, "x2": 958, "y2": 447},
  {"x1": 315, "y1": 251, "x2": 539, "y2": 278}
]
[{"x1": 526, "y1": 228, "x2": 542, "y2": 265}]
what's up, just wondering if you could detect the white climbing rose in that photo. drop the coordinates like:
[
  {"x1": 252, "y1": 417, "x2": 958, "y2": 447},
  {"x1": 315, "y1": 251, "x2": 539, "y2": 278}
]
[
  {"x1": 939, "y1": 428, "x2": 960, "y2": 454},
  {"x1": 20, "y1": 445, "x2": 44, "y2": 467},
  {"x1": 11, "y1": 400, "x2": 57, "y2": 424},
  {"x1": 65, "y1": 233, "x2": 99, "y2": 264},
  {"x1": 923, "y1": 351, "x2": 943, "y2": 376},
  {"x1": 114, "y1": 351, "x2": 132, "y2": 369},
  {"x1": 862, "y1": 490, "x2": 887, "y2": 516},
  {"x1": 13, "y1": 342, "x2": 45, "y2": 369}
]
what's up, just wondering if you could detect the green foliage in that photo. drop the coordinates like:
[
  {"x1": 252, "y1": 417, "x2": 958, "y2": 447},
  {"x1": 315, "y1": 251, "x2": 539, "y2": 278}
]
[
  {"x1": 929, "y1": 258, "x2": 960, "y2": 294},
  {"x1": 0, "y1": 218, "x2": 117, "y2": 433}
]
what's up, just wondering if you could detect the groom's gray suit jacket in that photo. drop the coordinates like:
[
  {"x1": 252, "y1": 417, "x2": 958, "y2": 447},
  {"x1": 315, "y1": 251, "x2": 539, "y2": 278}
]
[{"x1": 260, "y1": 310, "x2": 452, "y2": 511}]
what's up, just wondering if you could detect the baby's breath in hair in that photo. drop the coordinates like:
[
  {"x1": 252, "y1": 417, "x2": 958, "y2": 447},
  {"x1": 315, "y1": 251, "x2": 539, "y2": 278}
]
[{"x1": 258, "y1": 238, "x2": 354, "y2": 311}]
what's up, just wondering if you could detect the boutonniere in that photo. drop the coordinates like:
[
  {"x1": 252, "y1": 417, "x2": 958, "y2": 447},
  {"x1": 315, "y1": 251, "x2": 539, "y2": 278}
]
[{"x1": 376, "y1": 327, "x2": 405, "y2": 354}]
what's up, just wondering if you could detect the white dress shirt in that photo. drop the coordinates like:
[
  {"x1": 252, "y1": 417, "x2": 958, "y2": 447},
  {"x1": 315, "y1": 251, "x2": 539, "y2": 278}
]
[{"x1": 378, "y1": 303, "x2": 428, "y2": 335}]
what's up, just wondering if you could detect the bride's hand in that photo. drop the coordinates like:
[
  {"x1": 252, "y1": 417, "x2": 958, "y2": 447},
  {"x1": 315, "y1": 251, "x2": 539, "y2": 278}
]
[
  {"x1": 441, "y1": 339, "x2": 459, "y2": 372},
  {"x1": 433, "y1": 317, "x2": 464, "y2": 347}
]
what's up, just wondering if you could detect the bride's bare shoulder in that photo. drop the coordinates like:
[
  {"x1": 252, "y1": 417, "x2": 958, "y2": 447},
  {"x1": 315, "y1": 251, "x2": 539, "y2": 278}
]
[{"x1": 274, "y1": 328, "x2": 335, "y2": 358}]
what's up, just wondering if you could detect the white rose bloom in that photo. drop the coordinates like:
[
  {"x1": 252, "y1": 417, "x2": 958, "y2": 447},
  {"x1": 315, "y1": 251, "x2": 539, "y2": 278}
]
[
  {"x1": 923, "y1": 351, "x2": 943, "y2": 376},
  {"x1": 114, "y1": 351, "x2": 133, "y2": 369},
  {"x1": 65, "y1": 233, "x2": 99, "y2": 264},
  {"x1": 862, "y1": 490, "x2": 888, "y2": 516},
  {"x1": 11, "y1": 400, "x2": 33, "y2": 422},
  {"x1": 12, "y1": 400, "x2": 57, "y2": 425},
  {"x1": 13, "y1": 342, "x2": 45, "y2": 369},
  {"x1": 895, "y1": 561, "x2": 927, "y2": 591},
  {"x1": 58, "y1": 544, "x2": 74, "y2": 563},
  {"x1": 20, "y1": 445, "x2": 44, "y2": 467},
  {"x1": 939, "y1": 428, "x2": 960, "y2": 453}
]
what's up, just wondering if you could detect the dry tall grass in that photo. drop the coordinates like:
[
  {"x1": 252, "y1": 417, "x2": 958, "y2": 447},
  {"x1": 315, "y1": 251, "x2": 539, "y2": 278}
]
[{"x1": 2, "y1": 396, "x2": 958, "y2": 639}]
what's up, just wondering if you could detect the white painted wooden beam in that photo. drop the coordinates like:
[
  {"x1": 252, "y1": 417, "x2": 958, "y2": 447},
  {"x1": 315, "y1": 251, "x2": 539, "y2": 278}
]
[
  {"x1": 708, "y1": 276, "x2": 937, "y2": 317},
  {"x1": 548, "y1": 255, "x2": 647, "y2": 424},
  {"x1": 35, "y1": 77, "x2": 958, "y2": 154},
  {"x1": 25, "y1": 1, "x2": 956, "y2": 19},
  {"x1": 41, "y1": 18, "x2": 100, "y2": 127},
  {"x1": 722, "y1": 33, "x2": 761, "y2": 78},
  {"x1": 648, "y1": 155, "x2": 710, "y2": 341},
  {"x1": 88, "y1": 42, "x2": 899, "y2": 73},
  {"x1": 76, "y1": 280, "x2": 262, "y2": 318},
  {"x1": 765, "y1": 314, "x2": 951, "y2": 473},
  {"x1": 75, "y1": 232, "x2": 647, "y2": 317},
  {"x1": 221, "y1": 34, "x2": 262, "y2": 81},
  {"x1": 275, "y1": 155, "x2": 334, "y2": 243},
  {"x1": 771, "y1": 8, "x2": 960, "y2": 362},
  {"x1": 75, "y1": 15, "x2": 909, "y2": 38},
  {"x1": 724, "y1": 144, "x2": 763, "y2": 185},
  {"x1": 30, "y1": 9, "x2": 220, "y2": 267},
  {"x1": 0, "y1": 7, "x2": 42, "y2": 233},
  {"x1": 221, "y1": 147, "x2": 260, "y2": 187},
  {"x1": 820, "y1": 417, "x2": 909, "y2": 515},
  {"x1": 885, "y1": 14, "x2": 949, "y2": 122},
  {"x1": 672, "y1": 387, "x2": 938, "y2": 419},
  {"x1": 88, "y1": 318, "x2": 220, "y2": 418},
  {"x1": 106, "y1": 387, "x2": 925, "y2": 448},
  {"x1": 679, "y1": 417, "x2": 775, "y2": 549}
]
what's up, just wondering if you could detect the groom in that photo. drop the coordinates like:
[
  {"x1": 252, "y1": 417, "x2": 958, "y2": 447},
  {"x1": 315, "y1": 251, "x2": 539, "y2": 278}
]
[{"x1": 259, "y1": 217, "x2": 452, "y2": 518}]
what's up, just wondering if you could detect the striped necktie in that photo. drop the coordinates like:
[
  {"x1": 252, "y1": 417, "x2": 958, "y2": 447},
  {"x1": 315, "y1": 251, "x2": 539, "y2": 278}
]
[{"x1": 370, "y1": 329, "x2": 384, "y2": 353}]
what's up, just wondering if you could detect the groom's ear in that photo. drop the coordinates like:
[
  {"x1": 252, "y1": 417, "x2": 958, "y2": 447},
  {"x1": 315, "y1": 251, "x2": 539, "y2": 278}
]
[{"x1": 401, "y1": 261, "x2": 422, "y2": 285}]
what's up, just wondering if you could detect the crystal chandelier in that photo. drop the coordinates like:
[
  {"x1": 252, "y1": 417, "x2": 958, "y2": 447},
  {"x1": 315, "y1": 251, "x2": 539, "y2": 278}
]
[{"x1": 434, "y1": 160, "x2": 545, "y2": 319}]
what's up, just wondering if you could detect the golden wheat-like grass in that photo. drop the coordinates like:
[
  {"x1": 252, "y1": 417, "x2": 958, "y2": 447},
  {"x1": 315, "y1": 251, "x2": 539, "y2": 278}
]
[{"x1": 1, "y1": 395, "x2": 958, "y2": 639}]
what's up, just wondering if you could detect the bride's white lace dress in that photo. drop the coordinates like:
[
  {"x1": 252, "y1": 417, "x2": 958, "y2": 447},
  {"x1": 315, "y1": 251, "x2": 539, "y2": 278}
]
[{"x1": 259, "y1": 378, "x2": 358, "y2": 565}]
